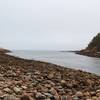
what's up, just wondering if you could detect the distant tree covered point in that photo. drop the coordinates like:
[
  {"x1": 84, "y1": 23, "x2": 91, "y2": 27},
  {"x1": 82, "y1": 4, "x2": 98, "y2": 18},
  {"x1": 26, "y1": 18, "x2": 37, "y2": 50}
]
[{"x1": 87, "y1": 33, "x2": 100, "y2": 51}]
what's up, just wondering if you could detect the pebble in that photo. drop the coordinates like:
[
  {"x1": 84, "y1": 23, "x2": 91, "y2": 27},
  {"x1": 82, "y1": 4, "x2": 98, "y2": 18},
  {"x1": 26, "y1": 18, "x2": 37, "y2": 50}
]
[
  {"x1": 96, "y1": 92, "x2": 100, "y2": 97},
  {"x1": 0, "y1": 90, "x2": 3, "y2": 96},
  {"x1": 20, "y1": 95, "x2": 34, "y2": 100},
  {"x1": 3, "y1": 88, "x2": 11, "y2": 93},
  {"x1": 4, "y1": 95, "x2": 18, "y2": 100},
  {"x1": 13, "y1": 87, "x2": 21, "y2": 94},
  {"x1": 92, "y1": 96, "x2": 98, "y2": 100},
  {"x1": 61, "y1": 95, "x2": 68, "y2": 100},
  {"x1": 0, "y1": 52, "x2": 100, "y2": 100},
  {"x1": 50, "y1": 88, "x2": 59, "y2": 100},
  {"x1": 21, "y1": 86, "x2": 27, "y2": 90},
  {"x1": 90, "y1": 91, "x2": 96, "y2": 96},
  {"x1": 48, "y1": 73, "x2": 54, "y2": 79},
  {"x1": 34, "y1": 71, "x2": 40, "y2": 75},
  {"x1": 61, "y1": 80, "x2": 66, "y2": 87},
  {"x1": 76, "y1": 91, "x2": 83, "y2": 97},
  {"x1": 72, "y1": 95, "x2": 79, "y2": 100},
  {"x1": 0, "y1": 74, "x2": 4, "y2": 81},
  {"x1": 84, "y1": 92, "x2": 90, "y2": 96},
  {"x1": 50, "y1": 88, "x2": 57, "y2": 95},
  {"x1": 35, "y1": 92, "x2": 46, "y2": 99},
  {"x1": 96, "y1": 89, "x2": 100, "y2": 93},
  {"x1": 43, "y1": 93, "x2": 53, "y2": 98}
]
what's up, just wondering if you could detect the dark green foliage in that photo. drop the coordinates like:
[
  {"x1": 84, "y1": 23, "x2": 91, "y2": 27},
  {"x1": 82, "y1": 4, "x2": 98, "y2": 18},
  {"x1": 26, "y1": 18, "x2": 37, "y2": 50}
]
[{"x1": 87, "y1": 33, "x2": 100, "y2": 51}]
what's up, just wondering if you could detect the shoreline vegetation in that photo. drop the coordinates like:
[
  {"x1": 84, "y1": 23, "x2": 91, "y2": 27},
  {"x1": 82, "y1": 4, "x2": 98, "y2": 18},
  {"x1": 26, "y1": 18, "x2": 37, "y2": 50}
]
[
  {"x1": 0, "y1": 49, "x2": 100, "y2": 99},
  {"x1": 76, "y1": 33, "x2": 100, "y2": 58}
]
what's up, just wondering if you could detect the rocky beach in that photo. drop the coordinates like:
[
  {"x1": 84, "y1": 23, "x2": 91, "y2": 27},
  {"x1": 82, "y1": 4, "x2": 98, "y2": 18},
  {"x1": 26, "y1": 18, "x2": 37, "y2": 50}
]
[{"x1": 0, "y1": 50, "x2": 99, "y2": 100}]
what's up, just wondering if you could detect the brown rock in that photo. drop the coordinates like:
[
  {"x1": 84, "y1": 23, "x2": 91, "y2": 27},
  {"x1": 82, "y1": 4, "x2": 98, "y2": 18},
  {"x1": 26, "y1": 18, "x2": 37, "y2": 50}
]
[
  {"x1": 76, "y1": 91, "x2": 83, "y2": 97},
  {"x1": 13, "y1": 87, "x2": 22, "y2": 94},
  {"x1": 21, "y1": 86, "x2": 27, "y2": 90},
  {"x1": 3, "y1": 88, "x2": 11, "y2": 93},
  {"x1": 84, "y1": 92, "x2": 90, "y2": 96},
  {"x1": 96, "y1": 90, "x2": 100, "y2": 93},
  {"x1": 92, "y1": 96, "x2": 98, "y2": 100},
  {"x1": 96, "y1": 92, "x2": 100, "y2": 97},
  {"x1": 48, "y1": 73, "x2": 54, "y2": 79},
  {"x1": 35, "y1": 92, "x2": 46, "y2": 99},
  {"x1": 61, "y1": 80, "x2": 66, "y2": 86},
  {"x1": 20, "y1": 95, "x2": 34, "y2": 100},
  {"x1": 50, "y1": 88, "x2": 59, "y2": 100},
  {"x1": 4, "y1": 95, "x2": 18, "y2": 100}
]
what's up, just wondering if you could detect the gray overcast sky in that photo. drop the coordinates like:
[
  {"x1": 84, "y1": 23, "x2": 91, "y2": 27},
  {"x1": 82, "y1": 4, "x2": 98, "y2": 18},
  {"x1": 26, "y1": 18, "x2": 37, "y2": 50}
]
[{"x1": 0, "y1": 0, "x2": 100, "y2": 50}]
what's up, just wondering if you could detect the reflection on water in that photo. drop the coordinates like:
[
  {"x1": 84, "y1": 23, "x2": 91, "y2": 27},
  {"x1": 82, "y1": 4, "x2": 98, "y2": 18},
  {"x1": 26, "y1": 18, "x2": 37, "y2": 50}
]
[{"x1": 8, "y1": 50, "x2": 100, "y2": 75}]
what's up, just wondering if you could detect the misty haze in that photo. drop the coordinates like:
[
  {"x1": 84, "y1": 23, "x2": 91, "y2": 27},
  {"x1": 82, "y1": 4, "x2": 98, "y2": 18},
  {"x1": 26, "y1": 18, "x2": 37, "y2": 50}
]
[
  {"x1": 0, "y1": 0, "x2": 100, "y2": 50},
  {"x1": 0, "y1": 0, "x2": 100, "y2": 99}
]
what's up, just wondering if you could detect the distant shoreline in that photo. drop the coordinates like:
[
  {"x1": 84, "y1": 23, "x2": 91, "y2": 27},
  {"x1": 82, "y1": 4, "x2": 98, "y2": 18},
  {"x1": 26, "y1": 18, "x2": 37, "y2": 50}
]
[
  {"x1": 76, "y1": 50, "x2": 100, "y2": 58},
  {"x1": 60, "y1": 50, "x2": 79, "y2": 52}
]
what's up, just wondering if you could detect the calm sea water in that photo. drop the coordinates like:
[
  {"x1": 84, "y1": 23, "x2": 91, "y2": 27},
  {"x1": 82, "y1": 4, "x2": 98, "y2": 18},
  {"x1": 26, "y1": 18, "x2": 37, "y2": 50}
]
[{"x1": 8, "y1": 50, "x2": 100, "y2": 75}]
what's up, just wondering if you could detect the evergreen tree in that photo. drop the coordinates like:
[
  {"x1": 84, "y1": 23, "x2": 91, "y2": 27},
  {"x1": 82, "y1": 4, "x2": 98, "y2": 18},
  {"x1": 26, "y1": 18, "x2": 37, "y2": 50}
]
[{"x1": 87, "y1": 33, "x2": 100, "y2": 51}]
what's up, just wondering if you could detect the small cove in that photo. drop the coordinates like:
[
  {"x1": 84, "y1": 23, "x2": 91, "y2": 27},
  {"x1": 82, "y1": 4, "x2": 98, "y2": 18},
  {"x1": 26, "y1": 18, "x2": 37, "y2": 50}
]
[{"x1": 8, "y1": 50, "x2": 100, "y2": 75}]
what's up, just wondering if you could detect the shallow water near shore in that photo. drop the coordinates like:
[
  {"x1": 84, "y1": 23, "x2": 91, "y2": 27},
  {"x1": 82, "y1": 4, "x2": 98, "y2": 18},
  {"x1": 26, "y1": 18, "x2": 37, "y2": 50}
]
[{"x1": 8, "y1": 50, "x2": 100, "y2": 75}]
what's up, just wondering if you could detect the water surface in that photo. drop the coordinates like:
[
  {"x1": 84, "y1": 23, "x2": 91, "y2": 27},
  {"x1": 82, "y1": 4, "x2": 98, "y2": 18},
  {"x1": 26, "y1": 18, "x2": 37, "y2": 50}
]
[{"x1": 8, "y1": 50, "x2": 100, "y2": 75}]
